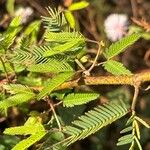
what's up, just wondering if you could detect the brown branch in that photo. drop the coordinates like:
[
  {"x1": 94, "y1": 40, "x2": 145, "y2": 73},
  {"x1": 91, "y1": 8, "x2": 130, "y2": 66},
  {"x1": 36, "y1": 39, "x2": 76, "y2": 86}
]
[
  {"x1": 56, "y1": 70, "x2": 150, "y2": 91},
  {"x1": 131, "y1": 85, "x2": 140, "y2": 111},
  {"x1": 1, "y1": 70, "x2": 150, "y2": 92}
]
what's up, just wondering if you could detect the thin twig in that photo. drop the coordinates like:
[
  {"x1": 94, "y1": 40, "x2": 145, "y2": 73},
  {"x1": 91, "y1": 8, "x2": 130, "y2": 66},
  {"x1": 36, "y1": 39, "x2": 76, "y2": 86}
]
[
  {"x1": 96, "y1": 61, "x2": 105, "y2": 66},
  {"x1": 0, "y1": 56, "x2": 10, "y2": 82},
  {"x1": 84, "y1": 39, "x2": 103, "y2": 76},
  {"x1": 47, "y1": 98, "x2": 62, "y2": 131},
  {"x1": 131, "y1": 85, "x2": 140, "y2": 111}
]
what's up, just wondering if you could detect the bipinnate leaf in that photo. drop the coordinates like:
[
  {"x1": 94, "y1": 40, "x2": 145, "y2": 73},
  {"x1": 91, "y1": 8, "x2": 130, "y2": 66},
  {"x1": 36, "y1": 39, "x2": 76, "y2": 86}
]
[
  {"x1": 63, "y1": 93, "x2": 100, "y2": 107},
  {"x1": 61, "y1": 100, "x2": 128, "y2": 147},
  {"x1": 103, "y1": 60, "x2": 132, "y2": 75},
  {"x1": 104, "y1": 33, "x2": 141, "y2": 59}
]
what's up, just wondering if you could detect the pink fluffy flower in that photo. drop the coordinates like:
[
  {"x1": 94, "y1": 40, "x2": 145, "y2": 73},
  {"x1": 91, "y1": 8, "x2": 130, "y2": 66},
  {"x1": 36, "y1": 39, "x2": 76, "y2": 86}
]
[{"x1": 104, "y1": 14, "x2": 128, "y2": 41}]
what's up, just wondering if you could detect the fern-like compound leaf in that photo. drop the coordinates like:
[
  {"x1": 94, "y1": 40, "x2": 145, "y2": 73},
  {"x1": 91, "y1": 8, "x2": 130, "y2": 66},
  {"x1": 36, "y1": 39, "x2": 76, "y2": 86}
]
[
  {"x1": 104, "y1": 33, "x2": 141, "y2": 59},
  {"x1": 0, "y1": 93, "x2": 35, "y2": 112},
  {"x1": 103, "y1": 60, "x2": 132, "y2": 75},
  {"x1": 11, "y1": 45, "x2": 73, "y2": 73},
  {"x1": 45, "y1": 31, "x2": 84, "y2": 42},
  {"x1": 63, "y1": 93, "x2": 100, "y2": 107},
  {"x1": 0, "y1": 16, "x2": 22, "y2": 53},
  {"x1": 37, "y1": 72, "x2": 74, "y2": 99},
  {"x1": 28, "y1": 60, "x2": 73, "y2": 73},
  {"x1": 43, "y1": 40, "x2": 84, "y2": 57},
  {"x1": 59, "y1": 100, "x2": 128, "y2": 147},
  {"x1": 3, "y1": 84, "x2": 33, "y2": 94}
]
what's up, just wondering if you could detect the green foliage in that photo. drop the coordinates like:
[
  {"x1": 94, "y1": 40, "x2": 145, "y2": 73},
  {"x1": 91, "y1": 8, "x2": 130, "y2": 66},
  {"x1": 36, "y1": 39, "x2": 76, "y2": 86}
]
[
  {"x1": 27, "y1": 59, "x2": 74, "y2": 73},
  {"x1": 0, "y1": 16, "x2": 22, "y2": 53},
  {"x1": 0, "y1": 84, "x2": 35, "y2": 113},
  {"x1": 0, "y1": 5, "x2": 149, "y2": 150},
  {"x1": 0, "y1": 85, "x2": 35, "y2": 113},
  {"x1": 6, "y1": 0, "x2": 15, "y2": 15},
  {"x1": 42, "y1": 7, "x2": 66, "y2": 32},
  {"x1": 0, "y1": 135, "x2": 20, "y2": 150},
  {"x1": 3, "y1": 84, "x2": 33, "y2": 94},
  {"x1": 68, "y1": 1, "x2": 89, "y2": 11},
  {"x1": 104, "y1": 33, "x2": 141, "y2": 59},
  {"x1": 43, "y1": 40, "x2": 83, "y2": 57},
  {"x1": 64, "y1": 11, "x2": 76, "y2": 28},
  {"x1": 63, "y1": 92, "x2": 100, "y2": 107},
  {"x1": 44, "y1": 31, "x2": 85, "y2": 42},
  {"x1": 117, "y1": 113, "x2": 150, "y2": 150},
  {"x1": 103, "y1": 60, "x2": 132, "y2": 75},
  {"x1": 56, "y1": 100, "x2": 128, "y2": 148},
  {"x1": 64, "y1": 1, "x2": 89, "y2": 28},
  {"x1": 12, "y1": 132, "x2": 46, "y2": 150},
  {"x1": 19, "y1": 20, "x2": 41, "y2": 48},
  {"x1": 37, "y1": 72, "x2": 74, "y2": 99},
  {"x1": 4, "y1": 116, "x2": 46, "y2": 150}
]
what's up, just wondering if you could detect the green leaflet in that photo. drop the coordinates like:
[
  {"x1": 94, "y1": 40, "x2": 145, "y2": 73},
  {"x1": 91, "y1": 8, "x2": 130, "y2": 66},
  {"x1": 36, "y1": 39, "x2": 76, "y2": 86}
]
[
  {"x1": 4, "y1": 125, "x2": 42, "y2": 135},
  {"x1": 0, "y1": 16, "x2": 22, "y2": 53},
  {"x1": 3, "y1": 84, "x2": 33, "y2": 94},
  {"x1": 120, "y1": 126, "x2": 133, "y2": 134},
  {"x1": 135, "y1": 116, "x2": 150, "y2": 128},
  {"x1": 63, "y1": 93, "x2": 100, "y2": 107},
  {"x1": 117, "y1": 114, "x2": 147, "y2": 149},
  {"x1": 64, "y1": 11, "x2": 75, "y2": 29},
  {"x1": 27, "y1": 60, "x2": 73, "y2": 73},
  {"x1": 0, "y1": 93, "x2": 35, "y2": 112},
  {"x1": 37, "y1": 72, "x2": 74, "y2": 100},
  {"x1": 6, "y1": 0, "x2": 15, "y2": 15},
  {"x1": 44, "y1": 31, "x2": 84, "y2": 42},
  {"x1": 117, "y1": 134, "x2": 134, "y2": 146},
  {"x1": 43, "y1": 40, "x2": 83, "y2": 57},
  {"x1": 68, "y1": 1, "x2": 89, "y2": 11},
  {"x1": 58, "y1": 100, "x2": 128, "y2": 147},
  {"x1": 24, "y1": 20, "x2": 41, "y2": 35},
  {"x1": 42, "y1": 7, "x2": 66, "y2": 32},
  {"x1": 18, "y1": 20, "x2": 41, "y2": 48},
  {"x1": 104, "y1": 33, "x2": 141, "y2": 59},
  {"x1": 103, "y1": 60, "x2": 132, "y2": 75}
]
